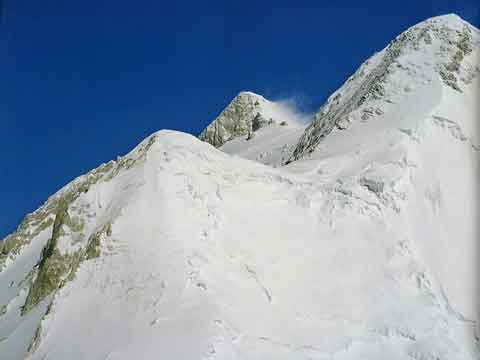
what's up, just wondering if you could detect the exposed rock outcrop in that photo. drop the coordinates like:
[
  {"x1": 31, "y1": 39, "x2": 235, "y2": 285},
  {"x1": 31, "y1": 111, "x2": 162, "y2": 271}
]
[{"x1": 199, "y1": 92, "x2": 272, "y2": 147}]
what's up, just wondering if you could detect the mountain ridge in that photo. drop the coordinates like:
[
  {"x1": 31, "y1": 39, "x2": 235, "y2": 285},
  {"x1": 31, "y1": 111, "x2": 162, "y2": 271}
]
[
  {"x1": 288, "y1": 13, "x2": 479, "y2": 162},
  {"x1": 0, "y1": 13, "x2": 479, "y2": 360}
]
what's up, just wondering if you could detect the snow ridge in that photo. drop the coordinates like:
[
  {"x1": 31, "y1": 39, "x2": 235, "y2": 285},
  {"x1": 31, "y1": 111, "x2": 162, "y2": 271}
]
[{"x1": 289, "y1": 14, "x2": 480, "y2": 162}]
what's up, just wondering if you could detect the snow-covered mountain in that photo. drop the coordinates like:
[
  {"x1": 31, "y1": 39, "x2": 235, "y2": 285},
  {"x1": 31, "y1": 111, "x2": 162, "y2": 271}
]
[
  {"x1": 1, "y1": 14, "x2": 479, "y2": 360},
  {"x1": 199, "y1": 91, "x2": 309, "y2": 167},
  {"x1": 289, "y1": 13, "x2": 479, "y2": 161}
]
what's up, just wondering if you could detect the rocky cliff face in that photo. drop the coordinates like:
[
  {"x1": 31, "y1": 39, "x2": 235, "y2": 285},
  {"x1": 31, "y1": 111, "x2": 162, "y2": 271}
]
[
  {"x1": 198, "y1": 91, "x2": 308, "y2": 166},
  {"x1": 199, "y1": 92, "x2": 269, "y2": 147},
  {"x1": 288, "y1": 14, "x2": 479, "y2": 162}
]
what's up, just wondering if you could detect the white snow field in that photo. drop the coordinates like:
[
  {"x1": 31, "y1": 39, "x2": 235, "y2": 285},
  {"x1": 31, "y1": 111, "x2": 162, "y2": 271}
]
[
  {"x1": 220, "y1": 120, "x2": 307, "y2": 167},
  {"x1": 0, "y1": 14, "x2": 479, "y2": 360}
]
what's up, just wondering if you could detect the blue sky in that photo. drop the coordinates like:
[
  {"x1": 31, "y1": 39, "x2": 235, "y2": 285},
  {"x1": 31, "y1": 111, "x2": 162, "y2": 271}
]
[{"x1": 1, "y1": 0, "x2": 479, "y2": 238}]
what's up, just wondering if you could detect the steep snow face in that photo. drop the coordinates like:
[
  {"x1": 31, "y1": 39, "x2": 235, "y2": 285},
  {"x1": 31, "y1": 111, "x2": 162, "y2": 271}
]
[
  {"x1": 289, "y1": 14, "x2": 480, "y2": 162},
  {"x1": 199, "y1": 91, "x2": 306, "y2": 148}
]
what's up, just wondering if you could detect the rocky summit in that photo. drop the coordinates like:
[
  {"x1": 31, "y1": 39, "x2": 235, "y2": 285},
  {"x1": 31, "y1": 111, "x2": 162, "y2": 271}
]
[{"x1": 199, "y1": 91, "x2": 280, "y2": 147}]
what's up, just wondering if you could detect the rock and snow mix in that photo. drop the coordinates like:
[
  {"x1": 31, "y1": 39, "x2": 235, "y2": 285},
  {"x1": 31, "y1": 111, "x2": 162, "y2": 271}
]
[
  {"x1": 199, "y1": 91, "x2": 308, "y2": 149},
  {"x1": 0, "y1": 14, "x2": 479, "y2": 360}
]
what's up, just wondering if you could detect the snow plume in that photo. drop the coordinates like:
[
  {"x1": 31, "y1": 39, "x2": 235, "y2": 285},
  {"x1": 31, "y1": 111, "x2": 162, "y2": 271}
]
[{"x1": 270, "y1": 95, "x2": 314, "y2": 126}]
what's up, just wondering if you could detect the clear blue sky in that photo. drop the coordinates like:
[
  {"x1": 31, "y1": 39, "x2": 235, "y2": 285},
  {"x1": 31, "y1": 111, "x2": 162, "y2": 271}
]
[{"x1": 1, "y1": 0, "x2": 479, "y2": 238}]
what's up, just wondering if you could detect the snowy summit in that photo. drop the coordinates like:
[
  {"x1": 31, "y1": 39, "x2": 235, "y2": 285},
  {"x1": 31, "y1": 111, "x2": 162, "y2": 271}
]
[{"x1": 1, "y1": 14, "x2": 479, "y2": 360}]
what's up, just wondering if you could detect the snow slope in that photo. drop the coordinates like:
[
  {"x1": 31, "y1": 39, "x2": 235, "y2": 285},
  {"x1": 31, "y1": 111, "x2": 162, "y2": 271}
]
[
  {"x1": 219, "y1": 122, "x2": 306, "y2": 167},
  {"x1": 290, "y1": 14, "x2": 479, "y2": 162},
  {"x1": 286, "y1": 13, "x2": 480, "y2": 334},
  {"x1": 0, "y1": 13, "x2": 479, "y2": 360}
]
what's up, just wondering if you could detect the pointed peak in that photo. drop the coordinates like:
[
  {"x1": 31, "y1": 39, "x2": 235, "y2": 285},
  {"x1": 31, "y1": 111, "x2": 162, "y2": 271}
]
[
  {"x1": 412, "y1": 13, "x2": 478, "y2": 32},
  {"x1": 199, "y1": 91, "x2": 271, "y2": 147},
  {"x1": 428, "y1": 13, "x2": 464, "y2": 22},
  {"x1": 235, "y1": 91, "x2": 269, "y2": 103},
  {"x1": 289, "y1": 14, "x2": 479, "y2": 162},
  {"x1": 237, "y1": 90, "x2": 259, "y2": 97}
]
